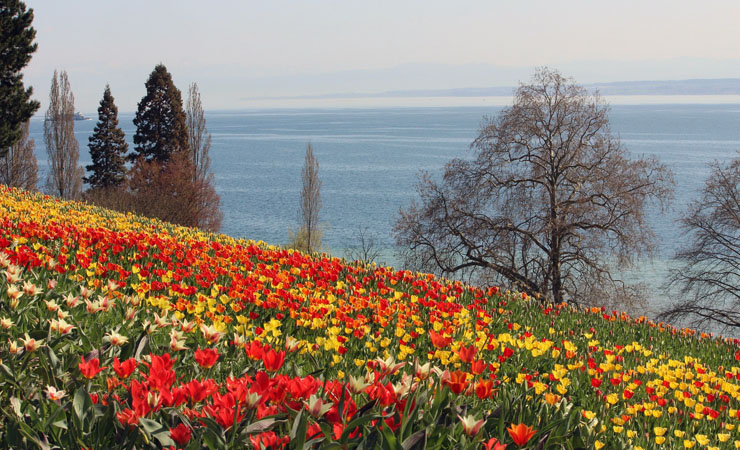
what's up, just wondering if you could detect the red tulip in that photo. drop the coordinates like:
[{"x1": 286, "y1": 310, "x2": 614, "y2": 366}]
[
  {"x1": 483, "y1": 437, "x2": 507, "y2": 450},
  {"x1": 194, "y1": 347, "x2": 220, "y2": 369},
  {"x1": 169, "y1": 423, "x2": 191, "y2": 446},
  {"x1": 79, "y1": 356, "x2": 106, "y2": 379},
  {"x1": 262, "y1": 348, "x2": 286, "y2": 372},
  {"x1": 112, "y1": 357, "x2": 138, "y2": 379},
  {"x1": 245, "y1": 340, "x2": 264, "y2": 360},
  {"x1": 471, "y1": 359, "x2": 487, "y2": 375}
]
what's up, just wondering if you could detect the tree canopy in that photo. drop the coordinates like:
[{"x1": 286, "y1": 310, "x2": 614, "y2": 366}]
[
  {"x1": 395, "y1": 68, "x2": 674, "y2": 307},
  {"x1": 85, "y1": 85, "x2": 128, "y2": 189},
  {"x1": 0, "y1": 0, "x2": 39, "y2": 157},
  {"x1": 131, "y1": 64, "x2": 188, "y2": 163}
]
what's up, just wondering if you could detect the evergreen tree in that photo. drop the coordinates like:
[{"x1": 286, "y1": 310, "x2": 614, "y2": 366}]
[
  {"x1": 85, "y1": 85, "x2": 128, "y2": 189},
  {"x1": 131, "y1": 64, "x2": 188, "y2": 163},
  {"x1": 0, "y1": 1, "x2": 40, "y2": 158}
]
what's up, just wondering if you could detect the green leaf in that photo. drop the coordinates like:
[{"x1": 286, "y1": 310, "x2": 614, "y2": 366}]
[
  {"x1": 134, "y1": 334, "x2": 150, "y2": 360},
  {"x1": 72, "y1": 387, "x2": 91, "y2": 425},
  {"x1": 201, "y1": 425, "x2": 224, "y2": 449},
  {"x1": 51, "y1": 418, "x2": 68, "y2": 430},
  {"x1": 137, "y1": 417, "x2": 159, "y2": 433},
  {"x1": 401, "y1": 430, "x2": 427, "y2": 450},
  {"x1": 380, "y1": 421, "x2": 401, "y2": 450},
  {"x1": 341, "y1": 412, "x2": 381, "y2": 444},
  {"x1": 47, "y1": 346, "x2": 60, "y2": 371},
  {"x1": 244, "y1": 417, "x2": 284, "y2": 434},
  {"x1": 289, "y1": 408, "x2": 308, "y2": 450},
  {"x1": 10, "y1": 396, "x2": 22, "y2": 417}
]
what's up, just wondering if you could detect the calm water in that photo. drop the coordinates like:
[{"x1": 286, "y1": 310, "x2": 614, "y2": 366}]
[{"x1": 27, "y1": 104, "x2": 740, "y2": 319}]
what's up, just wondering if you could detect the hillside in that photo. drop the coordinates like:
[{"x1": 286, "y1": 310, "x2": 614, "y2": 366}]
[{"x1": 1, "y1": 185, "x2": 739, "y2": 449}]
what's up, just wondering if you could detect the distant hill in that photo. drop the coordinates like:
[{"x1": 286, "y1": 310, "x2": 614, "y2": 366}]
[
  {"x1": 588, "y1": 78, "x2": 740, "y2": 95},
  {"x1": 266, "y1": 78, "x2": 740, "y2": 100}
]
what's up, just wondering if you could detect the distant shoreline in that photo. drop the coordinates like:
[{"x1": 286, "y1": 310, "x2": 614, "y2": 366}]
[
  {"x1": 32, "y1": 94, "x2": 740, "y2": 117},
  {"x1": 224, "y1": 94, "x2": 740, "y2": 110}
]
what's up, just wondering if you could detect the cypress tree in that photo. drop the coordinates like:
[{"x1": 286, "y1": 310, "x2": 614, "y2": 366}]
[
  {"x1": 131, "y1": 64, "x2": 188, "y2": 163},
  {"x1": 0, "y1": 1, "x2": 40, "y2": 158},
  {"x1": 84, "y1": 85, "x2": 128, "y2": 189}
]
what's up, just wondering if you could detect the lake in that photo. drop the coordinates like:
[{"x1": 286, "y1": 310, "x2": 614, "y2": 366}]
[{"x1": 27, "y1": 102, "x2": 740, "y2": 322}]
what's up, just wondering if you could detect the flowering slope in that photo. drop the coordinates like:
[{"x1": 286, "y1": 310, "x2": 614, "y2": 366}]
[{"x1": 1, "y1": 185, "x2": 740, "y2": 449}]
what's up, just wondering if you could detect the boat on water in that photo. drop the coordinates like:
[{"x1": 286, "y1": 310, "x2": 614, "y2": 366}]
[{"x1": 73, "y1": 112, "x2": 90, "y2": 121}]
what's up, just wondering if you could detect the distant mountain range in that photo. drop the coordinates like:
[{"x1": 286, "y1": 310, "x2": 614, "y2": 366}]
[{"x1": 256, "y1": 78, "x2": 740, "y2": 100}]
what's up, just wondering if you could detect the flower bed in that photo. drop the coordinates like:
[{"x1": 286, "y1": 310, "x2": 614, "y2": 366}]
[{"x1": 1, "y1": 185, "x2": 740, "y2": 449}]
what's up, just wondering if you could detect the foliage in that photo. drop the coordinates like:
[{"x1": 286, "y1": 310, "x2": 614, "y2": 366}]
[
  {"x1": 0, "y1": 119, "x2": 37, "y2": 190},
  {"x1": 131, "y1": 64, "x2": 189, "y2": 163},
  {"x1": 0, "y1": 0, "x2": 39, "y2": 158},
  {"x1": 395, "y1": 68, "x2": 674, "y2": 309},
  {"x1": 84, "y1": 85, "x2": 128, "y2": 190},
  {"x1": 44, "y1": 70, "x2": 83, "y2": 200},
  {"x1": 661, "y1": 156, "x2": 740, "y2": 333},
  {"x1": 2, "y1": 185, "x2": 740, "y2": 449}
]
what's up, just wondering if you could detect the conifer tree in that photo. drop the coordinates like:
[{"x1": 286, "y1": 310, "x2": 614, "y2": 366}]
[
  {"x1": 131, "y1": 64, "x2": 188, "y2": 163},
  {"x1": 0, "y1": 1, "x2": 40, "y2": 158},
  {"x1": 84, "y1": 85, "x2": 128, "y2": 189}
]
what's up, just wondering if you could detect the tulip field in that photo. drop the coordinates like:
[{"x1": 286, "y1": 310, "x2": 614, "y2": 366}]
[{"x1": 2, "y1": 185, "x2": 740, "y2": 449}]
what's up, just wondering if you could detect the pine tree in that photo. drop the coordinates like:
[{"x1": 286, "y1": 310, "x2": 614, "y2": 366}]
[
  {"x1": 0, "y1": 1, "x2": 40, "y2": 158},
  {"x1": 131, "y1": 64, "x2": 188, "y2": 163},
  {"x1": 84, "y1": 85, "x2": 128, "y2": 189}
]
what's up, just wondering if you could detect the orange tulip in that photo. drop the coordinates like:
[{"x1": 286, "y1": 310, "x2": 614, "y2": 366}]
[
  {"x1": 457, "y1": 344, "x2": 477, "y2": 363},
  {"x1": 446, "y1": 370, "x2": 470, "y2": 395},
  {"x1": 475, "y1": 379, "x2": 494, "y2": 399},
  {"x1": 507, "y1": 423, "x2": 536, "y2": 447},
  {"x1": 429, "y1": 330, "x2": 452, "y2": 349}
]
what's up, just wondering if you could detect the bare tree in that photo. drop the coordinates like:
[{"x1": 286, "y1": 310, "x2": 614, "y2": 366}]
[
  {"x1": 127, "y1": 151, "x2": 222, "y2": 232},
  {"x1": 185, "y1": 82, "x2": 212, "y2": 184},
  {"x1": 0, "y1": 120, "x2": 37, "y2": 190},
  {"x1": 183, "y1": 82, "x2": 222, "y2": 232},
  {"x1": 659, "y1": 157, "x2": 740, "y2": 332},
  {"x1": 44, "y1": 70, "x2": 82, "y2": 199},
  {"x1": 395, "y1": 68, "x2": 673, "y2": 308},
  {"x1": 292, "y1": 143, "x2": 322, "y2": 254},
  {"x1": 345, "y1": 226, "x2": 382, "y2": 265}
]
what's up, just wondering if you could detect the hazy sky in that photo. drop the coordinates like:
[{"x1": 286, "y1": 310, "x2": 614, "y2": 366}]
[{"x1": 22, "y1": 0, "x2": 740, "y2": 112}]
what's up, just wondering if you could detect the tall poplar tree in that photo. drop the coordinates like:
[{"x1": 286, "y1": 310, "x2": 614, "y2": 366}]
[
  {"x1": 44, "y1": 70, "x2": 83, "y2": 200},
  {"x1": 185, "y1": 82, "x2": 212, "y2": 184},
  {"x1": 84, "y1": 85, "x2": 128, "y2": 189},
  {"x1": 131, "y1": 64, "x2": 188, "y2": 162},
  {"x1": 0, "y1": 0, "x2": 40, "y2": 158}
]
